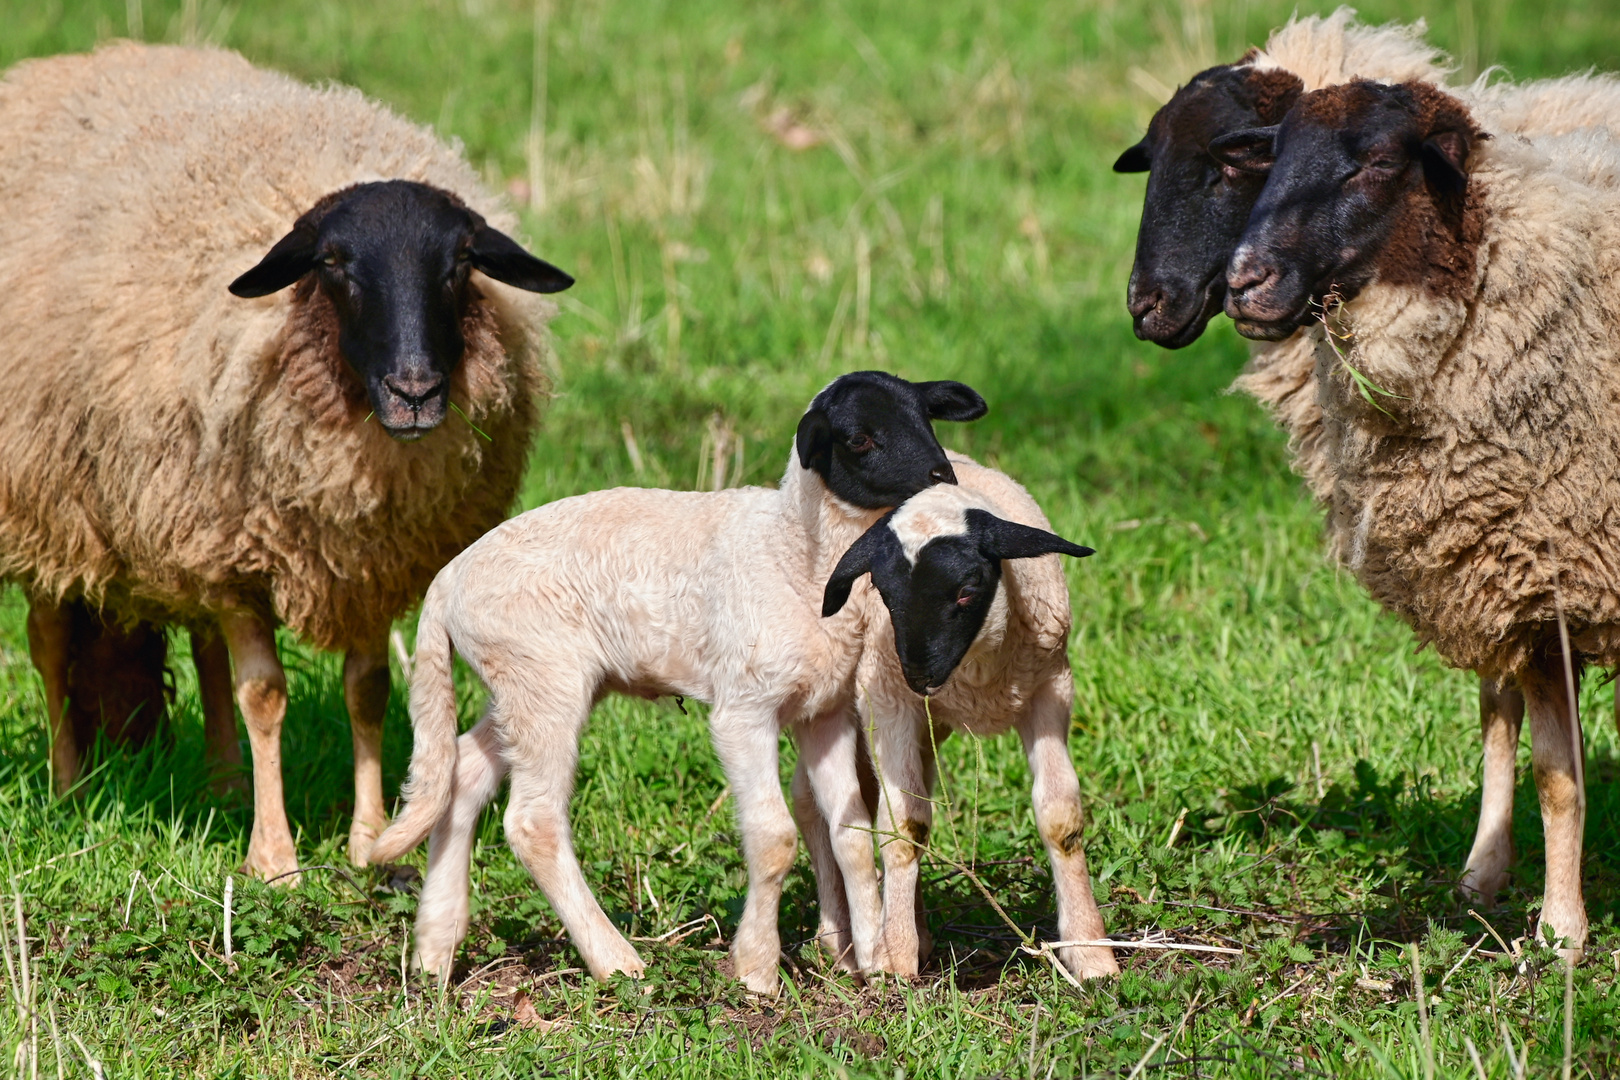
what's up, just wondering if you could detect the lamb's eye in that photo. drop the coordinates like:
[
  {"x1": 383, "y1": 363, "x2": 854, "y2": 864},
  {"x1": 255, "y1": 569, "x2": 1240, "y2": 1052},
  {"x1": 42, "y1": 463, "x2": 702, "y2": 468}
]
[
  {"x1": 955, "y1": 586, "x2": 976, "y2": 607},
  {"x1": 320, "y1": 252, "x2": 341, "y2": 268},
  {"x1": 456, "y1": 248, "x2": 472, "y2": 264},
  {"x1": 847, "y1": 433, "x2": 875, "y2": 453}
]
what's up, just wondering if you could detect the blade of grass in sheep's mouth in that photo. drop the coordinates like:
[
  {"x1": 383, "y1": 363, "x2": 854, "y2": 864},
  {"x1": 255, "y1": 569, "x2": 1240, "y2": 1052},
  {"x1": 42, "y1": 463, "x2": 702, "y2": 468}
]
[{"x1": 449, "y1": 401, "x2": 493, "y2": 442}]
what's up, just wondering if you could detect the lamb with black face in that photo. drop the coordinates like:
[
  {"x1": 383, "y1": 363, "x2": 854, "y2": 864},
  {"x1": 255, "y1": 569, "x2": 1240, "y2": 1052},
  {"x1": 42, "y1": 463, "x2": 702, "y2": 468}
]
[{"x1": 823, "y1": 505, "x2": 1094, "y2": 694}]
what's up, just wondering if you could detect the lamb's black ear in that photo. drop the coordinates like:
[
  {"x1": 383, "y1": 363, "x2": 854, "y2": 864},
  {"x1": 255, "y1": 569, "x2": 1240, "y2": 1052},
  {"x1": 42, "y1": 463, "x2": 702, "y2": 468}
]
[
  {"x1": 917, "y1": 380, "x2": 988, "y2": 422},
  {"x1": 229, "y1": 220, "x2": 320, "y2": 297},
  {"x1": 968, "y1": 509, "x2": 1094, "y2": 561},
  {"x1": 1113, "y1": 140, "x2": 1152, "y2": 173},
  {"x1": 469, "y1": 223, "x2": 575, "y2": 293},
  {"x1": 1208, "y1": 126, "x2": 1278, "y2": 174},
  {"x1": 1421, "y1": 130, "x2": 1472, "y2": 201},
  {"x1": 796, "y1": 408, "x2": 833, "y2": 473},
  {"x1": 823, "y1": 515, "x2": 900, "y2": 617}
]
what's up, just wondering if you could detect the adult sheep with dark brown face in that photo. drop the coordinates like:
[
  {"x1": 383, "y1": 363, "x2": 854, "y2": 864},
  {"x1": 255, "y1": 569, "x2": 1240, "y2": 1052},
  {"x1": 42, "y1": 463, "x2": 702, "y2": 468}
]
[
  {"x1": 1214, "y1": 78, "x2": 1620, "y2": 962},
  {"x1": 0, "y1": 42, "x2": 572, "y2": 881},
  {"x1": 1116, "y1": 12, "x2": 1620, "y2": 913}
]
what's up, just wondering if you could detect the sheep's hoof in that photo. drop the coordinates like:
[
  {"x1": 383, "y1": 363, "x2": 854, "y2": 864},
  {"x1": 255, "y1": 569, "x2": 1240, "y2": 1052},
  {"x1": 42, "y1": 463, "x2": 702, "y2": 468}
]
[
  {"x1": 1055, "y1": 944, "x2": 1121, "y2": 980},
  {"x1": 245, "y1": 836, "x2": 300, "y2": 885},
  {"x1": 738, "y1": 964, "x2": 780, "y2": 996}
]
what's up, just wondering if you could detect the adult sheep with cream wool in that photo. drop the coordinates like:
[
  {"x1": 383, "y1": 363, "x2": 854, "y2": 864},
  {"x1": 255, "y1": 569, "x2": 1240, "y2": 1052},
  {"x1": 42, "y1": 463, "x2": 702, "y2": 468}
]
[
  {"x1": 365, "y1": 372, "x2": 987, "y2": 995},
  {"x1": 1116, "y1": 12, "x2": 1620, "y2": 909},
  {"x1": 0, "y1": 43, "x2": 572, "y2": 880},
  {"x1": 1214, "y1": 78, "x2": 1620, "y2": 961},
  {"x1": 801, "y1": 453, "x2": 1117, "y2": 983}
]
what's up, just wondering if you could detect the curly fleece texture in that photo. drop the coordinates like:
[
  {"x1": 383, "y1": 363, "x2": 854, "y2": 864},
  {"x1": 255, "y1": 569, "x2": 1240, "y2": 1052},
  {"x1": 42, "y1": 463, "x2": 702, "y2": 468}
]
[{"x1": 0, "y1": 43, "x2": 553, "y2": 651}]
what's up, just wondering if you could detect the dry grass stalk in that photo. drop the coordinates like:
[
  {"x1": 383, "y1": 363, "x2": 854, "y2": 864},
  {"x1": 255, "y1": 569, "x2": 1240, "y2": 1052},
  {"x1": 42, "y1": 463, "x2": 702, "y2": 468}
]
[
  {"x1": 620, "y1": 421, "x2": 645, "y2": 476},
  {"x1": 1411, "y1": 943, "x2": 1434, "y2": 1080},
  {"x1": 697, "y1": 413, "x2": 741, "y2": 491},
  {"x1": 222, "y1": 875, "x2": 235, "y2": 970},
  {"x1": 526, "y1": 0, "x2": 550, "y2": 213}
]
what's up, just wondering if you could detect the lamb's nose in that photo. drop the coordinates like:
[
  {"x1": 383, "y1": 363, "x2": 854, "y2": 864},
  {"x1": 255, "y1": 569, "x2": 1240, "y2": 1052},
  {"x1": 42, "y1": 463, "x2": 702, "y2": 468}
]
[
  {"x1": 929, "y1": 462, "x2": 958, "y2": 486},
  {"x1": 383, "y1": 373, "x2": 445, "y2": 410}
]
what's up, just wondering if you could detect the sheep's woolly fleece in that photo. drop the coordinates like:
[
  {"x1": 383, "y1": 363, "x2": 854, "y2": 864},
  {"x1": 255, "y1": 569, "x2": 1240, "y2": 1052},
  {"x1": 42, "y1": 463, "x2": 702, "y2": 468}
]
[
  {"x1": 0, "y1": 43, "x2": 553, "y2": 649},
  {"x1": 1311, "y1": 95, "x2": 1620, "y2": 677},
  {"x1": 1234, "y1": 35, "x2": 1620, "y2": 507},
  {"x1": 856, "y1": 453, "x2": 1072, "y2": 740}
]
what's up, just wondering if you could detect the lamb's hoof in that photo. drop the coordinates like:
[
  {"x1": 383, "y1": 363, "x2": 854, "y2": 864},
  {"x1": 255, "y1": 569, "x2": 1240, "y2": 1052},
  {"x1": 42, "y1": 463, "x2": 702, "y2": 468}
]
[
  {"x1": 1537, "y1": 910, "x2": 1588, "y2": 967},
  {"x1": 1056, "y1": 945, "x2": 1121, "y2": 980},
  {"x1": 738, "y1": 965, "x2": 780, "y2": 996},
  {"x1": 586, "y1": 943, "x2": 646, "y2": 982},
  {"x1": 347, "y1": 820, "x2": 387, "y2": 867},
  {"x1": 1458, "y1": 863, "x2": 1508, "y2": 906}
]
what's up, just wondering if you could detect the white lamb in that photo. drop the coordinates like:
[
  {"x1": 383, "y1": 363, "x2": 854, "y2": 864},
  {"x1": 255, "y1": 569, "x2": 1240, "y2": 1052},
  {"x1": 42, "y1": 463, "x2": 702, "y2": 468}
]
[
  {"x1": 802, "y1": 454, "x2": 1117, "y2": 982},
  {"x1": 366, "y1": 371, "x2": 986, "y2": 993}
]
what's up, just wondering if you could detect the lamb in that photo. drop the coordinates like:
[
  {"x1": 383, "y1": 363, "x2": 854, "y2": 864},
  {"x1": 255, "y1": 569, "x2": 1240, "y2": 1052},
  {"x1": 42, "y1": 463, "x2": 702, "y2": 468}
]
[
  {"x1": 800, "y1": 453, "x2": 1118, "y2": 982},
  {"x1": 0, "y1": 42, "x2": 572, "y2": 879},
  {"x1": 1115, "y1": 16, "x2": 1620, "y2": 907},
  {"x1": 1214, "y1": 78, "x2": 1620, "y2": 960},
  {"x1": 365, "y1": 371, "x2": 989, "y2": 994}
]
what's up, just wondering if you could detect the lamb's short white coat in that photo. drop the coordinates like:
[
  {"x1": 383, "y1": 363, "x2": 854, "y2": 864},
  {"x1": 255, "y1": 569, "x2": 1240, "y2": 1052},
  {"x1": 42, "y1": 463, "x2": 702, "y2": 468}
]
[{"x1": 368, "y1": 447, "x2": 892, "y2": 994}]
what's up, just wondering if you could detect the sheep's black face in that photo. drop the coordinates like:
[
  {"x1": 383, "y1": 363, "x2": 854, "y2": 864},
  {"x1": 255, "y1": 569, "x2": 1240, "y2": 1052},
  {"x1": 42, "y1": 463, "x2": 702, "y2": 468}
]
[
  {"x1": 1216, "y1": 81, "x2": 1477, "y2": 340},
  {"x1": 230, "y1": 180, "x2": 573, "y2": 441},
  {"x1": 795, "y1": 371, "x2": 987, "y2": 509},
  {"x1": 1115, "y1": 63, "x2": 1303, "y2": 349},
  {"x1": 822, "y1": 507, "x2": 1093, "y2": 695}
]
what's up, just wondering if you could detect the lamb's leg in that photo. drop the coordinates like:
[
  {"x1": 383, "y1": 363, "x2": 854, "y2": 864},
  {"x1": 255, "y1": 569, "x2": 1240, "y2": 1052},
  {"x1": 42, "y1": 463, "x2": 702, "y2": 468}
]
[
  {"x1": 790, "y1": 756, "x2": 854, "y2": 970},
  {"x1": 25, "y1": 598, "x2": 75, "y2": 795},
  {"x1": 1018, "y1": 677, "x2": 1118, "y2": 980},
  {"x1": 193, "y1": 626, "x2": 245, "y2": 795},
  {"x1": 415, "y1": 716, "x2": 506, "y2": 980},
  {"x1": 344, "y1": 637, "x2": 392, "y2": 866},
  {"x1": 220, "y1": 611, "x2": 299, "y2": 883},
  {"x1": 866, "y1": 703, "x2": 933, "y2": 977},
  {"x1": 796, "y1": 708, "x2": 881, "y2": 973},
  {"x1": 710, "y1": 707, "x2": 799, "y2": 995},
  {"x1": 1460, "y1": 677, "x2": 1522, "y2": 903},
  {"x1": 499, "y1": 687, "x2": 644, "y2": 982},
  {"x1": 1519, "y1": 648, "x2": 1588, "y2": 963}
]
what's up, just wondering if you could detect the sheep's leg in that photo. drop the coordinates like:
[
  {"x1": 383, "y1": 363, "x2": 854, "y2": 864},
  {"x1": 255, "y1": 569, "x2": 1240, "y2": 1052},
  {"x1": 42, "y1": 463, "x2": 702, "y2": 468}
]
[
  {"x1": 499, "y1": 687, "x2": 644, "y2": 982},
  {"x1": 344, "y1": 637, "x2": 392, "y2": 866},
  {"x1": 789, "y1": 756, "x2": 854, "y2": 970},
  {"x1": 711, "y1": 706, "x2": 798, "y2": 995},
  {"x1": 193, "y1": 626, "x2": 245, "y2": 795},
  {"x1": 1460, "y1": 677, "x2": 1522, "y2": 903},
  {"x1": 1017, "y1": 677, "x2": 1118, "y2": 980},
  {"x1": 867, "y1": 703, "x2": 933, "y2": 977},
  {"x1": 414, "y1": 716, "x2": 505, "y2": 980},
  {"x1": 25, "y1": 599, "x2": 76, "y2": 795},
  {"x1": 220, "y1": 612, "x2": 299, "y2": 883},
  {"x1": 1520, "y1": 650, "x2": 1588, "y2": 963},
  {"x1": 795, "y1": 708, "x2": 882, "y2": 973}
]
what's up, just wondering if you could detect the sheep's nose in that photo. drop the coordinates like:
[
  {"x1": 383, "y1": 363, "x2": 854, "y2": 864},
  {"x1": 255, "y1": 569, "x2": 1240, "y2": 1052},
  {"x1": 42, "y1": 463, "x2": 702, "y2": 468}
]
[
  {"x1": 929, "y1": 462, "x2": 958, "y2": 486},
  {"x1": 1127, "y1": 286, "x2": 1164, "y2": 320},
  {"x1": 383, "y1": 373, "x2": 446, "y2": 410},
  {"x1": 1226, "y1": 251, "x2": 1278, "y2": 300}
]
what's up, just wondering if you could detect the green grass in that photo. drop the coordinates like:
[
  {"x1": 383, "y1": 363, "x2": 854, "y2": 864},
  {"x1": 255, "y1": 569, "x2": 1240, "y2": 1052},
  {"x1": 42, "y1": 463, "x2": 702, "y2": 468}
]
[{"x1": 4, "y1": 0, "x2": 1620, "y2": 1075}]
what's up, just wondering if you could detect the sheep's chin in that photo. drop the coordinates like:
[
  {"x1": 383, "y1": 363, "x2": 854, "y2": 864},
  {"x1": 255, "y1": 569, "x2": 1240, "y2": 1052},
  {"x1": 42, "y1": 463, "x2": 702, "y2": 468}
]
[{"x1": 382, "y1": 422, "x2": 435, "y2": 442}]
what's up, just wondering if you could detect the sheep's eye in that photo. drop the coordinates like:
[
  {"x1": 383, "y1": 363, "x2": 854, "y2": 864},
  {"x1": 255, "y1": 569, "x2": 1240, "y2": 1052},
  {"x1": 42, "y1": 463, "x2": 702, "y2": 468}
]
[
  {"x1": 320, "y1": 252, "x2": 341, "y2": 268},
  {"x1": 846, "y1": 433, "x2": 875, "y2": 453},
  {"x1": 456, "y1": 248, "x2": 472, "y2": 264},
  {"x1": 955, "y1": 586, "x2": 976, "y2": 607}
]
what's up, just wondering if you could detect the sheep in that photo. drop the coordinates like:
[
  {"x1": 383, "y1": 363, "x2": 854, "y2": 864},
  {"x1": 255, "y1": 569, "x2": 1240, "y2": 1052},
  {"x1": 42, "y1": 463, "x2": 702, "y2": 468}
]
[
  {"x1": 365, "y1": 371, "x2": 989, "y2": 994},
  {"x1": 801, "y1": 453, "x2": 1119, "y2": 982},
  {"x1": 1115, "y1": 16, "x2": 1620, "y2": 909},
  {"x1": 1213, "y1": 78, "x2": 1620, "y2": 960},
  {"x1": 0, "y1": 42, "x2": 573, "y2": 879}
]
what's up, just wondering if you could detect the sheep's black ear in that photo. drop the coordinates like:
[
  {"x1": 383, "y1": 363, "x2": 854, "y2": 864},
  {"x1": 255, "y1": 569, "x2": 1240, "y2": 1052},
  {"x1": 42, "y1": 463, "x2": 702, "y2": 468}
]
[
  {"x1": 918, "y1": 380, "x2": 988, "y2": 422},
  {"x1": 1421, "y1": 130, "x2": 1471, "y2": 201},
  {"x1": 1113, "y1": 140, "x2": 1152, "y2": 173},
  {"x1": 796, "y1": 408, "x2": 833, "y2": 473},
  {"x1": 469, "y1": 224, "x2": 575, "y2": 293},
  {"x1": 1208, "y1": 126, "x2": 1278, "y2": 174},
  {"x1": 229, "y1": 221, "x2": 320, "y2": 297},
  {"x1": 967, "y1": 509, "x2": 1094, "y2": 562},
  {"x1": 823, "y1": 515, "x2": 900, "y2": 617}
]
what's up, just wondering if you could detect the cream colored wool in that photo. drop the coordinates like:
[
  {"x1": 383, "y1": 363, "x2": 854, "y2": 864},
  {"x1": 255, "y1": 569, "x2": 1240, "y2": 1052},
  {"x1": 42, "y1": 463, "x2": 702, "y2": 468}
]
[
  {"x1": 1309, "y1": 128, "x2": 1620, "y2": 678},
  {"x1": 0, "y1": 43, "x2": 552, "y2": 649}
]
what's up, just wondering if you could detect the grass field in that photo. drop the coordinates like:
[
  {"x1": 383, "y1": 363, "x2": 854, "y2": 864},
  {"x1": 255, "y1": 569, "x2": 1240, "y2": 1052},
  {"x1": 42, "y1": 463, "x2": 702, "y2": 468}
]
[{"x1": 4, "y1": 0, "x2": 1620, "y2": 1075}]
